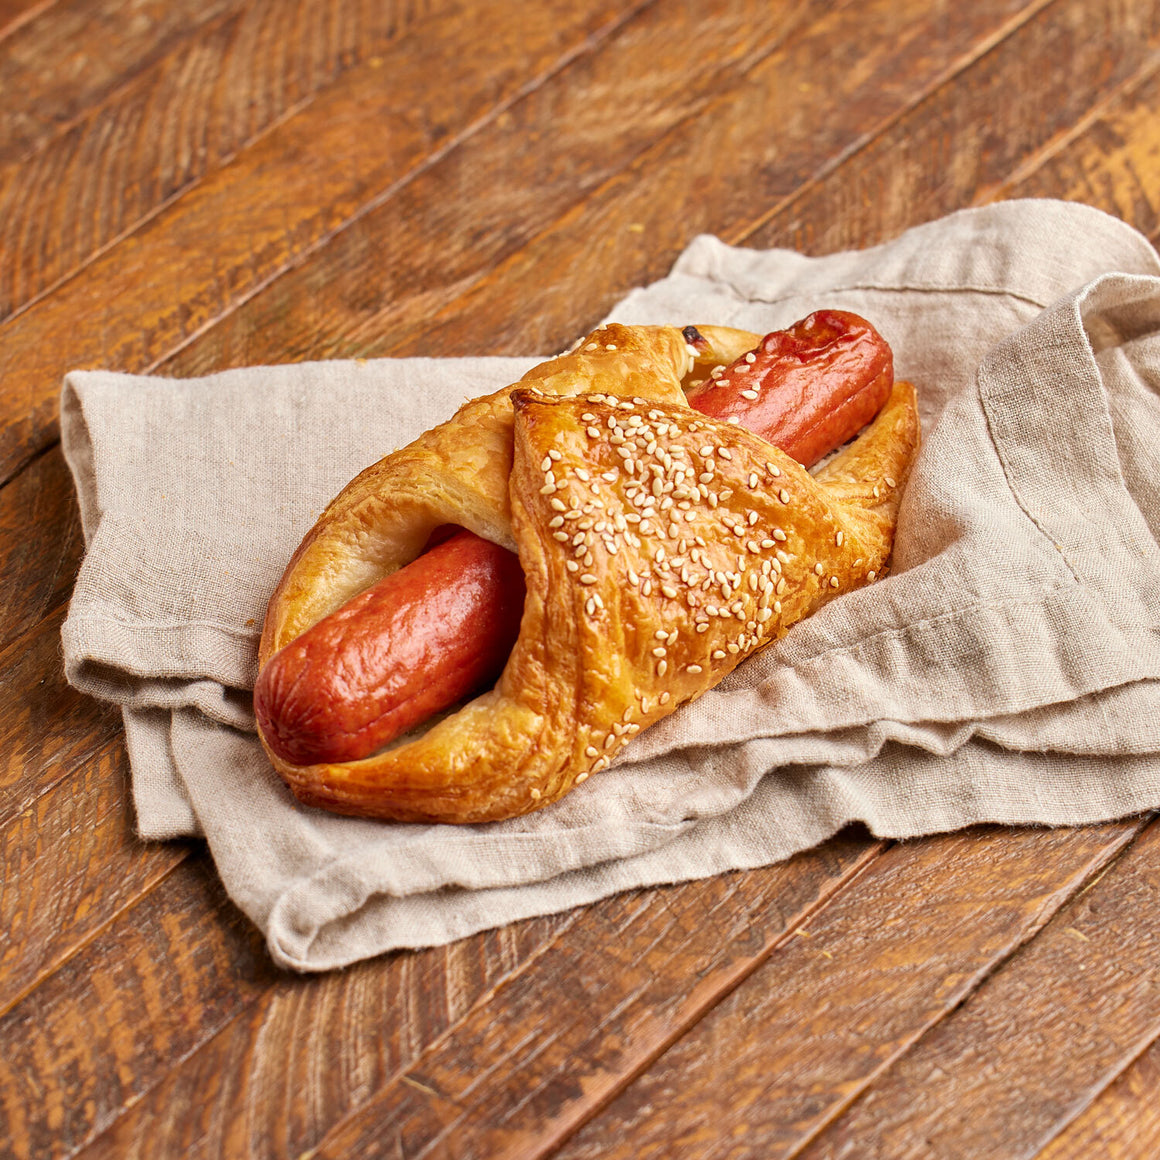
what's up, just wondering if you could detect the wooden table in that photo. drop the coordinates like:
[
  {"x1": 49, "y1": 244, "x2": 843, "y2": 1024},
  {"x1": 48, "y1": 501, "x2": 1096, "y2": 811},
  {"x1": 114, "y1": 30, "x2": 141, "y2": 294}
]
[{"x1": 3, "y1": 1, "x2": 1159, "y2": 1156}]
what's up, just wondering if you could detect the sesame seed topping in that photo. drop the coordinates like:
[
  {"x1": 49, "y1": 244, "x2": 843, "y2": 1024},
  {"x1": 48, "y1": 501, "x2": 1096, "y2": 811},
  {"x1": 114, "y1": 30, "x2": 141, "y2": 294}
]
[
  {"x1": 587, "y1": 426, "x2": 601, "y2": 439},
  {"x1": 576, "y1": 771, "x2": 589, "y2": 783},
  {"x1": 741, "y1": 389, "x2": 759, "y2": 401},
  {"x1": 540, "y1": 483, "x2": 557, "y2": 495},
  {"x1": 757, "y1": 608, "x2": 772, "y2": 622},
  {"x1": 747, "y1": 472, "x2": 759, "y2": 488},
  {"x1": 773, "y1": 529, "x2": 787, "y2": 542},
  {"x1": 531, "y1": 788, "x2": 542, "y2": 800},
  {"x1": 606, "y1": 343, "x2": 617, "y2": 351},
  {"x1": 585, "y1": 746, "x2": 599, "y2": 758},
  {"x1": 836, "y1": 531, "x2": 844, "y2": 546},
  {"x1": 657, "y1": 659, "x2": 668, "y2": 676},
  {"x1": 745, "y1": 352, "x2": 756, "y2": 364},
  {"x1": 686, "y1": 664, "x2": 703, "y2": 674},
  {"x1": 727, "y1": 416, "x2": 741, "y2": 425},
  {"x1": 585, "y1": 342, "x2": 598, "y2": 351},
  {"x1": 814, "y1": 563, "x2": 824, "y2": 575},
  {"x1": 778, "y1": 489, "x2": 790, "y2": 504},
  {"x1": 766, "y1": 462, "x2": 781, "y2": 477},
  {"x1": 580, "y1": 573, "x2": 598, "y2": 585},
  {"x1": 868, "y1": 570, "x2": 877, "y2": 582},
  {"x1": 661, "y1": 585, "x2": 678, "y2": 598},
  {"x1": 652, "y1": 646, "x2": 667, "y2": 658},
  {"x1": 885, "y1": 476, "x2": 897, "y2": 488},
  {"x1": 566, "y1": 560, "x2": 579, "y2": 572},
  {"x1": 717, "y1": 447, "x2": 733, "y2": 460},
  {"x1": 696, "y1": 623, "x2": 709, "y2": 633},
  {"x1": 660, "y1": 691, "x2": 671, "y2": 704}
]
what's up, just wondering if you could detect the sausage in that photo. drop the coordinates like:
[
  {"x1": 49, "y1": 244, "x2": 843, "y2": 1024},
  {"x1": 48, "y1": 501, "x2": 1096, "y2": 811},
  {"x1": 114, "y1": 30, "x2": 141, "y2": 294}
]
[
  {"x1": 255, "y1": 312, "x2": 893, "y2": 767},
  {"x1": 683, "y1": 310, "x2": 892, "y2": 468},
  {"x1": 254, "y1": 527, "x2": 525, "y2": 765}
]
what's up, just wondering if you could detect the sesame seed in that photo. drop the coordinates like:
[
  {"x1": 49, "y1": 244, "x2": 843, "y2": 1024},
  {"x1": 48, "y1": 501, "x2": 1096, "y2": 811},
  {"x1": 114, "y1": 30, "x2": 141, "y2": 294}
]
[
  {"x1": 685, "y1": 343, "x2": 700, "y2": 357},
  {"x1": 652, "y1": 646, "x2": 667, "y2": 658},
  {"x1": 779, "y1": 489, "x2": 790, "y2": 504},
  {"x1": 748, "y1": 472, "x2": 759, "y2": 488},
  {"x1": 766, "y1": 462, "x2": 781, "y2": 477},
  {"x1": 660, "y1": 691, "x2": 671, "y2": 704},
  {"x1": 602, "y1": 471, "x2": 618, "y2": 483},
  {"x1": 585, "y1": 746, "x2": 599, "y2": 758},
  {"x1": 773, "y1": 529, "x2": 787, "y2": 542},
  {"x1": 757, "y1": 608, "x2": 772, "y2": 622},
  {"x1": 566, "y1": 560, "x2": 579, "y2": 573},
  {"x1": 745, "y1": 352, "x2": 756, "y2": 364},
  {"x1": 582, "y1": 412, "x2": 596, "y2": 422},
  {"x1": 641, "y1": 696, "x2": 651, "y2": 713},
  {"x1": 657, "y1": 659, "x2": 668, "y2": 676},
  {"x1": 540, "y1": 483, "x2": 557, "y2": 495},
  {"x1": 661, "y1": 585, "x2": 678, "y2": 598},
  {"x1": 686, "y1": 664, "x2": 703, "y2": 674},
  {"x1": 576, "y1": 772, "x2": 589, "y2": 783},
  {"x1": 550, "y1": 498, "x2": 567, "y2": 512},
  {"x1": 541, "y1": 456, "x2": 552, "y2": 472},
  {"x1": 830, "y1": 576, "x2": 840, "y2": 588},
  {"x1": 727, "y1": 643, "x2": 740, "y2": 655},
  {"x1": 727, "y1": 416, "x2": 741, "y2": 425},
  {"x1": 595, "y1": 757, "x2": 610, "y2": 771},
  {"x1": 585, "y1": 342, "x2": 598, "y2": 351},
  {"x1": 747, "y1": 540, "x2": 761, "y2": 554},
  {"x1": 531, "y1": 788, "x2": 542, "y2": 800},
  {"x1": 580, "y1": 573, "x2": 598, "y2": 585},
  {"x1": 548, "y1": 449, "x2": 562, "y2": 461},
  {"x1": 655, "y1": 629, "x2": 667, "y2": 639},
  {"x1": 604, "y1": 733, "x2": 617, "y2": 748},
  {"x1": 776, "y1": 578, "x2": 787, "y2": 594},
  {"x1": 741, "y1": 390, "x2": 759, "y2": 401},
  {"x1": 576, "y1": 468, "x2": 591, "y2": 481},
  {"x1": 606, "y1": 343, "x2": 617, "y2": 351},
  {"x1": 760, "y1": 538, "x2": 776, "y2": 549},
  {"x1": 585, "y1": 598, "x2": 596, "y2": 615},
  {"x1": 873, "y1": 485, "x2": 880, "y2": 499},
  {"x1": 587, "y1": 427, "x2": 601, "y2": 439},
  {"x1": 868, "y1": 570, "x2": 877, "y2": 582},
  {"x1": 642, "y1": 579, "x2": 653, "y2": 596},
  {"x1": 549, "y1": 516, "x2": 565, "y2": 528},
  {"x1": 696, "y1": 623, "x2": 709, "y2": 633},
  {"x1": 773, "y1": 600, "x2": 782, "y2": 613},
  {"x1": 814, "y1": 562, "x2": 824, "y2": 575},
  {"x1": 836, "y1": 531, "x2": 844, "y2": 546},
  {"x1": 885, "y1": 476, "x2": 897, "y2": 488},
  {"x1": 717, "y1": 447, "x2": 733, "y2": 460},
  {"x1": 552, "y1": 531, "x2": 569, "y2": 542}
]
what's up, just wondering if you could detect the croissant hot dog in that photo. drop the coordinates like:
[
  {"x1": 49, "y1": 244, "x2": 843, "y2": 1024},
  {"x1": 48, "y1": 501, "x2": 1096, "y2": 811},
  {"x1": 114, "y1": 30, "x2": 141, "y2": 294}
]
[
  {"x1": 257, "y1": 316, "x2": 920, "y2": 823},
  {"x1": 255, "y1": 311, "x2": 893, "y2": 767}
]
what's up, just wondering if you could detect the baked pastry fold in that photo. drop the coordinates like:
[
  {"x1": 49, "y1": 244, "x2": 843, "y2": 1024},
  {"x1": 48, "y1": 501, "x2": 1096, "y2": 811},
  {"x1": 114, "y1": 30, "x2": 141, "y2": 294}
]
[{"x1": 258, "y1": 324, "x2": 920, "y2": 823}]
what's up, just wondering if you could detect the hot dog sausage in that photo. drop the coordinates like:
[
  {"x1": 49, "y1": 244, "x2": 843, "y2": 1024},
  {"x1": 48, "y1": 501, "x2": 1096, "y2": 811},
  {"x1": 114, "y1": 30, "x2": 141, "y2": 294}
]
[
  {"x1": 255, "y1": 312, "x2": 893, "y2": 767},
  {"x1": 684, "y1": 309, "x2": 893, "y2": 468},
  {"x1": 254, "y1": 526, "x2": 525, "y2": 765}
]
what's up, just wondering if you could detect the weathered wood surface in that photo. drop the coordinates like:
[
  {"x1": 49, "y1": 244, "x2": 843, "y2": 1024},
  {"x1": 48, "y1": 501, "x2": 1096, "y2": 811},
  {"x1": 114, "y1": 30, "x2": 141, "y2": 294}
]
[{"x1": 1, "y1": 1, "x2": 1159, "y2": 1157}]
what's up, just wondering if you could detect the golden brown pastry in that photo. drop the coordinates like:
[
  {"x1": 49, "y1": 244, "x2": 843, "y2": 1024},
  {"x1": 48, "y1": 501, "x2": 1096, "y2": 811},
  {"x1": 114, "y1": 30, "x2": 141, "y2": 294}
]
[{"x1": 257, "y1": 323, "x2": 920, "y2": 823}]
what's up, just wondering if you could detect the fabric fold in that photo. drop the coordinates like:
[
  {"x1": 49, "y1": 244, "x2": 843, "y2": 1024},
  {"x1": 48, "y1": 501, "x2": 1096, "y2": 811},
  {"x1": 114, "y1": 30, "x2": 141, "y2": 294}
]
[{"x1": 61, "y1": 199, "x2": 1160, "y2": 970}]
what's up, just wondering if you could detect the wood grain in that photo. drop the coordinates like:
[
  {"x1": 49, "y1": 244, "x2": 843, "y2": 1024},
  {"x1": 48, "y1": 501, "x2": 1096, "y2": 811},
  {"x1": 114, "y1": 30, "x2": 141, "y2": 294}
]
[
  {"x1": 0, "y1": 0, "x2": 646, "y2": 485},
  {"x1": 0, "y1": 446, "x2": 81, "y2": 651},
  {"x1": 333, "y1": 823, "x2": 1136, "y2": 1160},
  {"x1": 0, "y1": 0, "x2": 436, "y2": 322},
  {"x1": 987, "y1": 51, "x2": 1160, "y2": 239},
  {"x1": 1035, "y1": 1035, "x2": 1160, "y2": 1160},
  {"x1": 0, "y1": 0, "x2": 53, "y2": 44},
  {"x1": 786, "y1": 819, "x2": 1160, "y2": 1159},
  {"x1": 0, "y1": 606, "x2": 115, "y2": 830},
  {"x1": 0, "y1": 0, "x2": 241, "y2": 165},
  {"x1": 0, "y1": 735, "x2": 188, "y2": 1017},
  {"x1": 73, "y1": 835, "x2": 880, "y2": 1160},
  {"x1": 159, "y1": 0, "x2": 1043, "y2": 378}
]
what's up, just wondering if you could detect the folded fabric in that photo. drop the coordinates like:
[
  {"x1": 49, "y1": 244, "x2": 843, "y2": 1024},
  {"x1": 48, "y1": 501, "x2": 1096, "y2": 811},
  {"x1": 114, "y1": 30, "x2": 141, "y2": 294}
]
[{"x1": 61, "y1": 200, "x2": 1160, "y2": 971}]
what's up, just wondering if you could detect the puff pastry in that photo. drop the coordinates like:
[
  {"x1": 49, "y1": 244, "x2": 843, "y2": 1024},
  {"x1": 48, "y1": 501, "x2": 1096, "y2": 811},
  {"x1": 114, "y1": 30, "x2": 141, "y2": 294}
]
[{"x1": 258, "y1": 323, "x2": 920, "y2": 823}]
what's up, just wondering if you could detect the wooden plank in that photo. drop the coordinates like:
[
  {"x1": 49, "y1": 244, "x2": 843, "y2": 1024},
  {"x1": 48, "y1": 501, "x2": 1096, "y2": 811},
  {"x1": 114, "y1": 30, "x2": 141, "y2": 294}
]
[
  {"x1": 742, "y1": 8, "x2": 1160, "y2": 253},
  {"x1": 158, "y1": 0, "x2": 1044, "y2": 380},
  {"x1": 70, "y1": 835, "x2": 880, "y2": 1160},
  {"x1": 307, "y1": 823, "x2": 1139, "y2": 1160},
  {"x1": 0, "y1": 734, "x2": 188, "y2": 1017},
  {"x1": 0, "y1": 0, "x2": 652, "y2": 484},
  {"x1": 0, "y1": 0, "x2": 437, "y2": 322},
  {"x1": 1035, "y1": 1036, "x2": 1160, "y2": 1160},
  {"x1": 985, "y1": 53, "x2": 1160, "y2": 240},
  {"x1": 780, "y1": 819, "x2": 1160, "y2": 1159},
  {"x1": 0, "y1": 0, "x2": 243, "y2": 165},
  {"x1": 0, "y1": 446, "x2": 81, "y2": 651},
  {"x1": 0, "y1": 607, "x2": 115, "y2": 830},
  {"x1": 0, "y1": 854, "x2": 279, "y2": 1160},
  {"x1": 0, "y1": 0, "x2": 53, "y2": 44},
  {"x1": 390, "y1": 0, "x2": 1158, "y2": 369}
]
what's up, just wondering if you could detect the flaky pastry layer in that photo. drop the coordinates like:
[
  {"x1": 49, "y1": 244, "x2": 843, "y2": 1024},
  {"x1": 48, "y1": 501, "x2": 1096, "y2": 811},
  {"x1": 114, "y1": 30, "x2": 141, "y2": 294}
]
[{"x1": 258, "y1": 324, "x2": 920, "y2": 823}]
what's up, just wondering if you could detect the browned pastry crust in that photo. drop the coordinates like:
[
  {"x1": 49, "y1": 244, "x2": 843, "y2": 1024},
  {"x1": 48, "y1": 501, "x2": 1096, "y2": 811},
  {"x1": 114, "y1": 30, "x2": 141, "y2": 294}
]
[{"x1": 258, "y1": 323, "x2": 920, "y2": 823}]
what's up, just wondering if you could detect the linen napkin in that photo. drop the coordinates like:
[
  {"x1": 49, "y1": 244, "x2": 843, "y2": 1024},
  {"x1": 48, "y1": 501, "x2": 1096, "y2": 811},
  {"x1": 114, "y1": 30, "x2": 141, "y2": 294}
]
[{"x1": 61, "y1": 199, "x2": 1160, "y2": 971}]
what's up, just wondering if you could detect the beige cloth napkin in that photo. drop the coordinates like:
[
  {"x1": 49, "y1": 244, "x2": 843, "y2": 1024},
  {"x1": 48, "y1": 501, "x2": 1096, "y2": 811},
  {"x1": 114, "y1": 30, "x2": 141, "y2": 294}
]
[{"x1": 61, "y1": 200, "x2": 1160, "y2": 971}]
